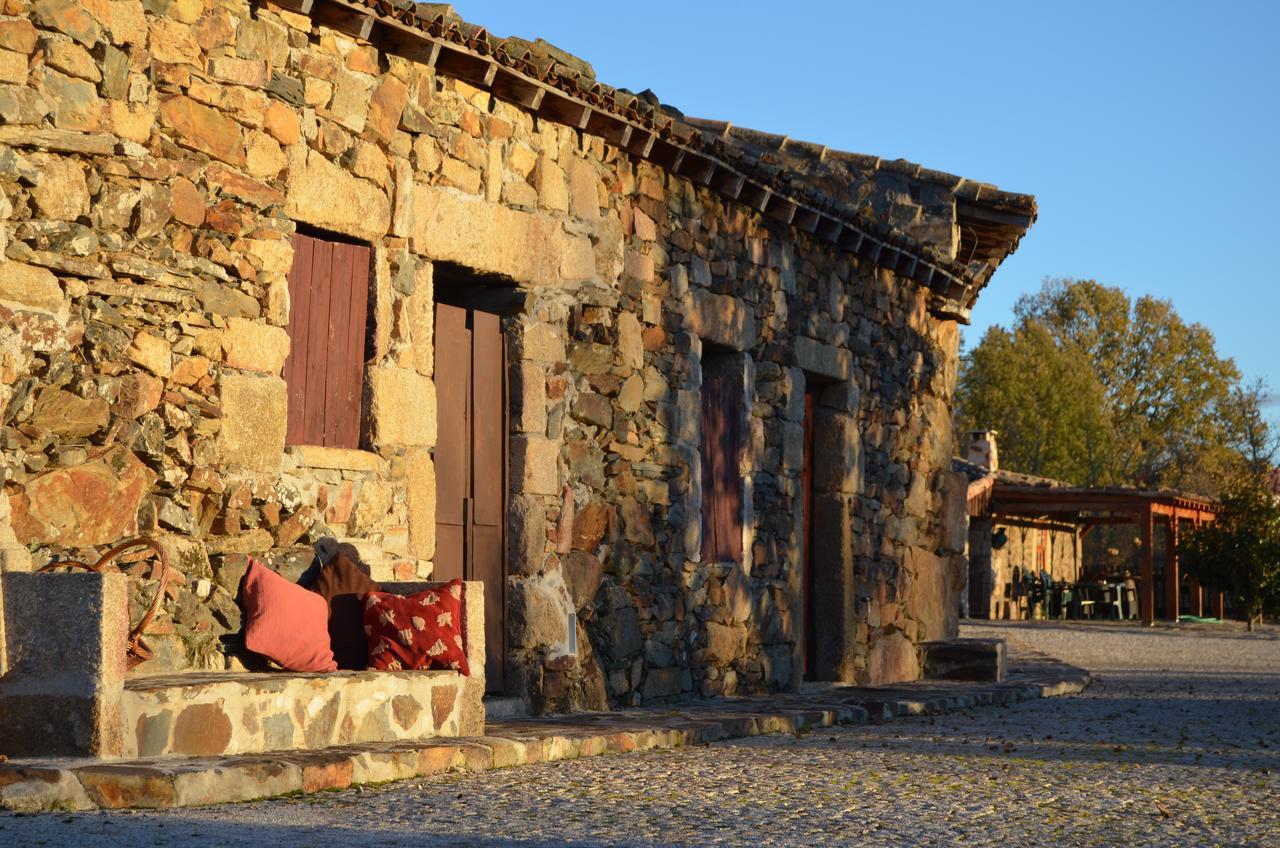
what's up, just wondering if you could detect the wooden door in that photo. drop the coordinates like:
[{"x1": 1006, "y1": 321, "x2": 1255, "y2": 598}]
[
  {"x1": 434, "y1": 303, "x2": 506, "y2": 692},
  {"x1": 802, "y1": 389, "x2": 816, "y2": 679}
]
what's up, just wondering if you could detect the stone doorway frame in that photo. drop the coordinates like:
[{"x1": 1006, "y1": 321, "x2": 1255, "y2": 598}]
[{"x1": 794, "y1": 351, "x2": 863, "y2": 684}]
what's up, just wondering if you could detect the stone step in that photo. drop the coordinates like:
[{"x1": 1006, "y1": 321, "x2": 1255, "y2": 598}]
[
  {"x1": 921, "y1": 637, "x2": 1007, "y2": 682},
  {"x1": 483, "y1": 695, "x2": 532, "y2": 722},
  {"x1": 0, "y1": 648, "x2": 1092, "y2": 812}
]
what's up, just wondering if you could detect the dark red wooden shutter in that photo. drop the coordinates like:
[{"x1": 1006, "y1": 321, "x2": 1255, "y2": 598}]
[
  {"x1": 283, "y1": 233, "x2": 370, "y2": 448},
  {"x1": 700, "y1": 361, "x2": 743, "y2": 563}
]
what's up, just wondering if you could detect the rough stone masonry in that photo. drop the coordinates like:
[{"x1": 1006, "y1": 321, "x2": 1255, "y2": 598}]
[{"x1": 0, "y1": 0, "x2": 1034, "y2": 714}]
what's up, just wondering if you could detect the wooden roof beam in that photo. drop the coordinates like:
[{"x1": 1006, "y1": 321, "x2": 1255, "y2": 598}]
[
  {"x1": 312, "y1": 0, "x2": 374, "y2": 40},
  {"x1": 710, "y1": 167, "x2": 746, "y2": 200},
  {"x1": 763, "y1": 194, "x2": 797, "y2": 225},
  {"x1": 838, "y1": 228, "x2": 865, "y2": 254},
  {"x1": 647, "y1": 139, "x2": 684, "y2": 172},
  {"x1": 738, "y1": 182, "x2": 771, "y2": 213},
  {"x1": 625, "y1": 130, "x2": 656, "y2": 159},
  {"x1": 856, "y1": 237, "x2": 882, "y2": 264},
  {"x1": 537, "y1": 90, "x2": 591, "y2": 131},
  {"x1": 911, "y1": 261, "x2": 935, "y2": 287},
  {"x1": 584, "y1": 110, "x2": 631, "y2": 148},
  {"x1": 434, "y1": 40, "x2": 496, "y2": 87},
  {"x1": 815, "y1": 217, "x2": 844, "y2": 243},
  {"x1": 676, "y1": 152, "x2": 717, "y2": 187},
  {"x1": 489, "y1": 69, "x2": 545, "y2": 110},
  {"x1": 793, "y1": 207, "x2": 821, "y2": 234}
]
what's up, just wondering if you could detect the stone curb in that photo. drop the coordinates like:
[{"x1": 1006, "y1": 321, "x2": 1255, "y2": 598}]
[{"x1": 0, "y1": 652, "x2": 1090, "y2": 813}]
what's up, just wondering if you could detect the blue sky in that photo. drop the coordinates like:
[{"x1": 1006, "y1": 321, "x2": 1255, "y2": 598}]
[{"x1": 473, "y1": 1, "x2": 1278, "y2": 419}]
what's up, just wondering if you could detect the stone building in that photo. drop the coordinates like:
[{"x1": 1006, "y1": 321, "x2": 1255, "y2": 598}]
[
  {"x1": 957, "y1": 432, "x2": 1082, "y2": 619},
  {"x1": 0, "y1": 0, "x2": 1034, "y2": 713}
]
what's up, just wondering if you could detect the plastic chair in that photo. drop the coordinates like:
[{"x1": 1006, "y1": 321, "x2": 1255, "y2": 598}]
[
  {"x1": 1122, "y1": 579, "x2": 1138, "y2": 620},
  {"x1": 1077, "y1": 584, "x2": 1096, "y2": 619},
  {"x1": 1058, "y1": 582, "x2": 1074, "y2": 619},
  {"x1": 1040, "y1": 571, "x2": 1057, "y2": 619},
  {"x1": 1010, "y1": 567, "x2": 1026, "y2": 619},
  {"x1": 1102, "y1": 584, "x2": 1123, "y2": 620}
]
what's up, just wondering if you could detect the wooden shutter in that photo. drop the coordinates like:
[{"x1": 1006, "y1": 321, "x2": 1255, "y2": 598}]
[
  {"x1": 282, "y1": 232, "x2": 370, "y2": 448},
  {"x1": 433, "y1": 302, "x2": 470, "y2": 583},
  {"x1": 700, "y1": 360, "x2": 744, "y2": 563}
]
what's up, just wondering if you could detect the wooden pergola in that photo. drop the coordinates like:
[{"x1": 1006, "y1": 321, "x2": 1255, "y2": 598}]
[{"x1": 988, "y1": 484, "x2": 1221, "y2": 625}]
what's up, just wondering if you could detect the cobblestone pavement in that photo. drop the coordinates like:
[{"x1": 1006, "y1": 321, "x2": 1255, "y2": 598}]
[{"x1": 4, "y1": 622, "x2": 1277, "y2": 847}]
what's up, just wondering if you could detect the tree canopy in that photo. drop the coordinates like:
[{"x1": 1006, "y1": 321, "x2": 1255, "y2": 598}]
[
  {"x1": 956, "y1": 278, "x2": 1276, "y2": 493},
  {"x1": 1179, "y1": 478, "x2": 1280, "y2": 630}
]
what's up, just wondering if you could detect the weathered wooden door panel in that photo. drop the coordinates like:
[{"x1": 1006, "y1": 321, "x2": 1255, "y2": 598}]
[
  {"x1": 301, "y1": 238, "x2": 332, "y2": 445},
  {"x1": 434, "y1": 303, "x2": 506, "y2": 691},
  {"x1": 471, "y1": 311, "x2": 504, "y2": 528},
  {"x1": 470, "y1": 310, "x2": 506, "y2": 686},
  {"x1": 802, "y1": 389, "x2": 816, "y2": 679},
  {"x1": 283, "y1": 234, "x2": 313, "y2": 442},
  {"x1": 283, "y1": 233, "x2": 370, "y2": 448},
  {"x1": 434, "y1": 302, "x2": 470, "y2": 585},
  {"x1": 699, "y1": 373, "x2": 722, "y2": 562}
]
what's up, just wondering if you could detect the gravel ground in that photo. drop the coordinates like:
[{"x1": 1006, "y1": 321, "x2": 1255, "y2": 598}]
[{"x1": 3, "y1": 621, "x2": 1278, "y2": 847}]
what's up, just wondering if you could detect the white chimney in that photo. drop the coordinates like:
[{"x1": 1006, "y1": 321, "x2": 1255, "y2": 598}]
[{"x1": 968, "y1": 430, "x2": 999, "y2": 472}]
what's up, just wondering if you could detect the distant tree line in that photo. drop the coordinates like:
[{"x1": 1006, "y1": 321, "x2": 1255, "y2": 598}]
[{"x1": 956, "y1": 278, "x2": 1277, "y2": 495}]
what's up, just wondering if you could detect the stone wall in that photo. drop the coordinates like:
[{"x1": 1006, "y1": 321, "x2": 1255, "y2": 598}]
[
  {"x1": 1, "y1": 0, "x2": 973, "y2": 710},
  {"x1": 971, "y1": 520, "x2": 1081, "y2": 619}
]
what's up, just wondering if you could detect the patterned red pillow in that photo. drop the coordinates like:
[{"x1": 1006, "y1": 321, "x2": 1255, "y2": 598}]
[{"x1": 361, "y1": 579, "x2": 469, "y2": 674}]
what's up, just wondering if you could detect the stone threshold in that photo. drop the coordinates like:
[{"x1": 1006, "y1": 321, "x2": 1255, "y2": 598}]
[{"x1": 0, "y1": 647, "x2": 1090, "y2": 813}]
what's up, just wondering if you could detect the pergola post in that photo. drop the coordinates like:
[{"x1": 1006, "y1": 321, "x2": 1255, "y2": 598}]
[
  {"x1": 1165, "y1": 517, "x2": 1179, "y2": 623},
  {"x1": 1188, "y1": 516, "x2": 1203, "y2": 617},
  {"x1": 1139, "y1": 504, "x2": 1155, "y2": 625}
]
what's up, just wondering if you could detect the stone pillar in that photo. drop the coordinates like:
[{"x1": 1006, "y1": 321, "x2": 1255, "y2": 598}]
[
  {"x1": 938, "y1": 470, "x2": 969, "y2": 619},
  {"x1": 0, "y1": 494, "x2": 33, "y2": 573},
  {"x1": 1165, "y1": 518, "x2": 1180, "y2": 623},
  {"x1": 967, "y1": 517, "x2": 994, "y2": 619},
  {"x1": 459, "y1": 580, "x2": 487, "y2": 737},
  {"x1": 1139, "y1": 507, "x2": 1155, "y2": 625},
  {"x1": 0, "y1": 495, "x2": 33, "y2": 677},
  {"x1": 0, "y1": 572, "x2": 128, "y2": 757}
]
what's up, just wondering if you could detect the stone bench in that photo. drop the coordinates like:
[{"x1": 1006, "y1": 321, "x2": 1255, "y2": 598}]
[{"x1": 0, "y1": 572, "x2": 484, "y2": 760}]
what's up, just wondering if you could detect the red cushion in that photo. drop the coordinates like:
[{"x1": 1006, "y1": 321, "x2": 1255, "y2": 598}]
[
  {"x1": 361, "y1": 579, "x2": 469, "y2": 674},
  {"x1": 241, "y1": 558, "x2": 337, "y2": 673}
]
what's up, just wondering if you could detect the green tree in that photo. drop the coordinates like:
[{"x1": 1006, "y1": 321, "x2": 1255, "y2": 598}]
[
  {"x1": 1179, "y1": 478, "x2": 1280, "y2": 631},
  {"x1": 957, "y1": 278, "x2": 1270, "y2": 492},
  {"x1": 1221, "y1": 379, "x2": 1280, "y2": 477},
  {"x1": 958, "y1": 322, "x2": 1111, "y2": 482}
]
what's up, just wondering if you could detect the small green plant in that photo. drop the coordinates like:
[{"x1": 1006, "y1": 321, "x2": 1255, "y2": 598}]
[{"x1": 181, "y1": 629, "x2": 220, "y2": 669}]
